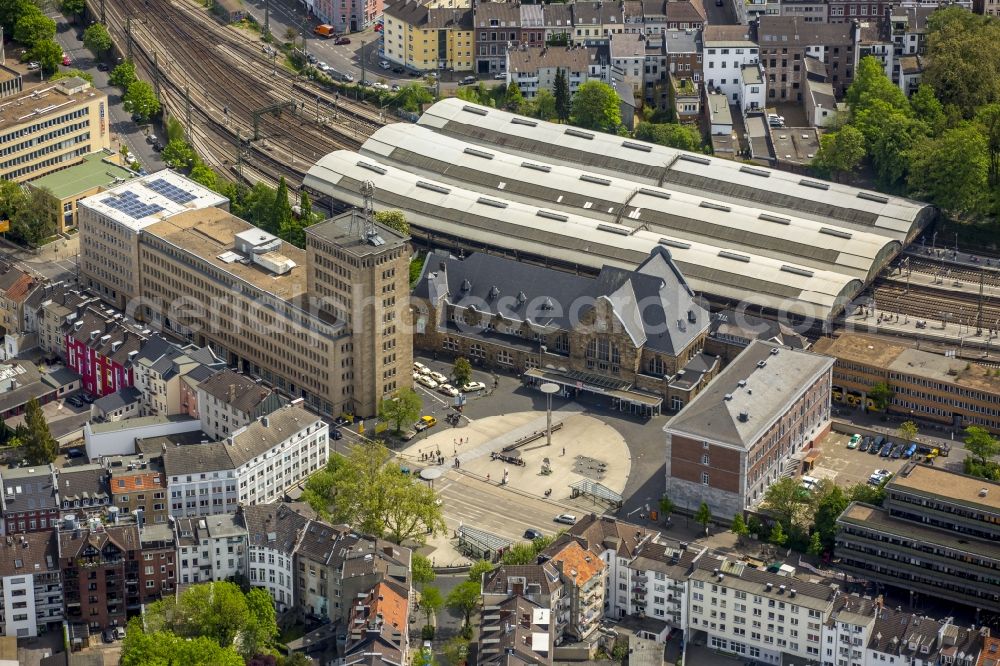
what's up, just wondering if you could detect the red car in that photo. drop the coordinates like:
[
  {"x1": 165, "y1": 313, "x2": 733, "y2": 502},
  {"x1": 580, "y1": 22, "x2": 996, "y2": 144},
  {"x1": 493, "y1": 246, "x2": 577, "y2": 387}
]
[
  {"x1": 334, "y1": 36, "x2": 351, "y2": 45},
  {"x1": 62, "y1": 54, "x2": 72, "y2": 66},
  {"x1": 374, "y1": 23, "x2": 383, "y2": 32}
]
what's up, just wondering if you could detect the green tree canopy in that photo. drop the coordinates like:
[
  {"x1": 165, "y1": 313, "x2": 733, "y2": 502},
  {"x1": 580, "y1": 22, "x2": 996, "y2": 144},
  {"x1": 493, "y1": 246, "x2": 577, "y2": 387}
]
[
  {"x1": 923, "y1": 7, "x2": 1000, "y2": 114},
  {"x1": 452, "y1": 357, "x2": 472, "y2": 388},
  {"x1": 847, "y1": 56, "x2": 911, "y2": 115},
  {"x1": 570, "y1": 80, "x2": 621, "y2": 132},
  {"x1": 121, "y1": 619, "x2": 244, "y2": 666},
  {"x1": 554, "y1": 68, "x2": 570, "y2": 121},
  {"x1": 761, "y1": 476, "x2": 808, "y2": 527},
  {"x1": 412, "y1": 553, "x2": 436, "y2": 588},
  {"x1": 731, "y1": 513, "x2": 749, "y2": 541},
  {"x1": 908, "y1": 123, "x2": 990, "y2": 216},
  {"x1": 378, "y1": 387, "x2": 422, "y2": 434},
  {"x1": 468, "y1": 559, "x2": 495, "y2": 587},
  {"x1": 11, "y1": 186, "x2": 57, "y2": 247},
  {"x1": 976, "y1": 103, "x2": 1000, "y2": 187},
  {"x1": 529, "y1": 88, "x2": 557, "y2": 121},
  {"x1": 61, "y1": 0, "x2": 85, "y2": 13},
  {"x1": 27, "y1": 39, "x2": 61, "y2": 76},
  {"x1": 807, "y1": 531, "x2": 823, "y2": 557},
  {"x1": 23, "y1": 397, "x2": 57, "y2": 464},
  {"x1": 694, "y1": 502, "x2": 712, "y2": 533},
  {"x1": 83, "y1": 23, "x2": 113, "y2": 55},
  {"x1": 813, "y1": 484, "x2": 848, "y2": 552},
  {"x1": 50, "y1": 68, "x2": 93, "y2": 84},
  {"x1": 964, "y1": 425, "x2": 1000, "y2": 466},
  {"x1": 161, "y1": 139, "x2": 197, "y2": 170},
  {"x1": 188, "y1": 164, "x2": 219, "y2": 191},
  {"x1": 420, "y1": 585, "x2": 443, "y2": 625},
  {"x1": 110, "y1": 60, "x2": 139, "y2": 90},
  {"x1": 769, "y1": 521, "x2": 788, "y2": 547},
  {"x1": 504, "y1": 81, "x2": 524, "y2": 113},
  {"x1": 14, "y1": 10, "x2": 55, "y2": 47},
  {"x1": 812, "y1": 125, "x2": 866, "y2": 180},
  {"x1": 123, "y1": 79, "x2": 161, "y2": 122},
  {"x1": 868, "y1": 382, "x2": 894, "y2": 411},
  {"x1": 634, "y1": 122, "x2": 702, "y2": 151},
  {"x1": 898, "y1": 420, "x2": 919, "y2": 442},
  {"x1": 393, "y1": 83, "x2": 434, "y2": 113},
  {"x1": 374, "y1": 209, "x2": 409, "y2": 236},
  {"x1": 270, "y1": 176, "x2": 294, "y2": 234},
  {"x1": 910, "y1": 84, "x2": 946, "y2": 133},
  {"x1": 659, "y1": 495, "x2": 675, "y2": 517},
  {"x1": 446, "y1": 580, "x2": 481, "y2": 628}
]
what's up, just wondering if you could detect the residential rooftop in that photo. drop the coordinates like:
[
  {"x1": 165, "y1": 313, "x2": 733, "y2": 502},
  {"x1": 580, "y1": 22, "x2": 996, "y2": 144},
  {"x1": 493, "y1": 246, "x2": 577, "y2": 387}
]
[{"x1": 27, "y1": 151, "x2": 134, "y2": 199}]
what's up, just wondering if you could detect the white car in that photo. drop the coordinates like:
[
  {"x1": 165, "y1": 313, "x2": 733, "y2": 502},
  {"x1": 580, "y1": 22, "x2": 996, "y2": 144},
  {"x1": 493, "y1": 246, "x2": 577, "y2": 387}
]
[
  {"x1": 554, "y1": 513, "x2": 577, "y2": 525},
  {"x1": 461, "y1": 381, "x2": 486, "y2": 393},
  {"x1": 412, "y1": 371, "x2": 422, "y2": 381},
  {"x1": 417, "y1": 375, "x2": 439, "y2": 389},
  {"x1": 318, "y1": 62, "x2": 331, "y2": 72},
  {"x1": 379, "y1": 60, "x2": 391, "y2": 70},
  {"x1": 414, "y1": 362, "x2": 430, "y2": 375},
  {"x1": 373, "y1": 82, "x2": 390, "y2": 90},
  {"x1": 428, "y1": 371, "x2": 448, "y2": 384},
  {"x1": 27, "y1": 61, "x2": 40, "y2": 70},
  {"x1": 438, "y1": 384, "x2": 459, "y2": 397}
]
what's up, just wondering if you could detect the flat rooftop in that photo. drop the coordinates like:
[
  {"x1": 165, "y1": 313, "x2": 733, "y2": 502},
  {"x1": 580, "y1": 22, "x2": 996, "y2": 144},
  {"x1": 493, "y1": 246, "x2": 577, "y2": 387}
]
[
  {"x1": 27, "y1": 151, "x2": 134, "y2": 199},
  {"x1": 79, "y1": 169, "x2": 228, "y2": 231},
  {"x1": 888, "y1": 464, "x2": 1000, "y2": 513},
  {"x1": 771, "y1": 127, "x2": 819, "y2": 165},
  {"x1": 306, "y1": 209, "x2": 408, "y2": 258},
  {"x1": 144, "y1": 207, "x2": 309, "y2": 302},
  {"x1": 811, "y1": 333, "x2": 907, "y2": 368},
  {"x1": 0, "y1": 79, "x2": 102, "y2": 130}
]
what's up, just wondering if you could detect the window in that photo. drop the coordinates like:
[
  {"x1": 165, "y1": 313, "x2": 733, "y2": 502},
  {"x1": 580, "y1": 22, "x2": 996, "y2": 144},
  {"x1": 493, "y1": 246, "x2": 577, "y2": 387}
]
[{"x1": 701, "y1": 472, "x2": 710, "y2": 485}]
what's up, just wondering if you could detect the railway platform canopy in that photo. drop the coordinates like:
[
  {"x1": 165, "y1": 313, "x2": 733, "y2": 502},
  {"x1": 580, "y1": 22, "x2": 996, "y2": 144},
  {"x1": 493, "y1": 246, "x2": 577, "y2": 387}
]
[
  {"x1": 304, "y1": 151, "x2": 863, "y2": 321},
  {"x1": 416, "y1": 98, "x2": 935, "y2": 244},
  {"x1": 361, "y1": 123, "x2": 900, "y2": 282}
]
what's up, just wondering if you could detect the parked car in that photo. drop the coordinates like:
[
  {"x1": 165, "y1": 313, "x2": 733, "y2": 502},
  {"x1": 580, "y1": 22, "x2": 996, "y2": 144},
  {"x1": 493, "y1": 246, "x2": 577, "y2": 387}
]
[
  {"x1": 428, "y1": 371, "x2": 448, "y2": 384},
  {"x1": 524, "y1": 528, "x2": 543, "y2": 540},
  {"x1": 868, "y1": 468, "x2": 891, "y2": 485},
  {"x1": 391, "y1": 84, "x2": 400, "y2": 92},
  {"x1": 847, "y1": 434, "x2": 862, "y2": 449},
  {"x1": 460, "y1": 75, "x2": 477, "y2": 85},
  {"x1": 62, "y1": 54, "x2": 72, "y2": 66},
  {"x1": 416, "y1": 374, "x2": 439, "y2": 389},
  {"x1": 66, "y1": 448, "x2": 84, "y2": 458},
  {"x1": 392, "y1": 66, "x2": 405, "y2": 73},
  {"x1": 26, "y1": 61, "x2": 39, "y2": 70},
  {"x1": 462, "y1": 381, "x2": 486, "y2": 393},
  {"x1": 335, "y1": 37, "x2": 352, "y2": 45},
  {"x1": 97, "y1": 62, "x2": 109, "y2": 71},
  {"x1": 858, "y1": 437, "x2": 872, "y2": 452},
  {"x1": 879, "y1": 441, "x2": 894, "y2": 457},
  {"x1": 102, "y1": 629, "x2": 116, "y2": 643},
  {"x1": 114, "y1": 627, "x2": 126, "y2": 640},
  {"x1": 372, "y1": 81, "x2": 389, "y2": 90},
  {"x1": 493, "y1": 72, "x2": 506, "y2": 79},
  {"x1": 438, "y1": 384, "x2": 459, "y2": 397},
  {"x1": 413, "y1": 415, "x2": 437, "y2": 432},
  {"x1": 81, "y1": 394, "x2": 94, "y2": 404},
  {"x1": 554, "y1": 513, "x2": 577, "y2": 525},
  {"x1": 870, "y1": 435, "x2": 886, "y2": 455},
  {"x1": 402, "y1": 429, "x2": 417, "y2": 441},
  {"x1": 903, "y1": 443, "x2": 917, "y2": 458},
  {"x1": 890, "y1": 443, "x2": 905, "y2": 459},
  {"x1": 413, "y1": 361, "x2": 430, "y2": 374},
  {"x1": 379, "y1": 60, "x2": 391, "y2": 70},
  {"x1": 331, "y1": 429, "x2": 342, "y2": 440},
  {"x1": 767, "y1": 113, "x2": 784, "y2": 127}
]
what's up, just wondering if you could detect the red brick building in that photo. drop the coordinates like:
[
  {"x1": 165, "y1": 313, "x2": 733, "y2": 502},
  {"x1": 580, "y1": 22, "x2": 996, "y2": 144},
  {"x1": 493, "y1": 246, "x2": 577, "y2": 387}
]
[
  {"x1": 58, "y1": 523, "x2": 141, "y2": 633},
  {"x1": 664, "y1": 340, "x2": 833, "y2": 518},
  {"x1": 137, "y1": 523, "x2": 176, "y2": 604},
  {"x1": 0, "y1": 464, "x2": 59, "y2": 535}
]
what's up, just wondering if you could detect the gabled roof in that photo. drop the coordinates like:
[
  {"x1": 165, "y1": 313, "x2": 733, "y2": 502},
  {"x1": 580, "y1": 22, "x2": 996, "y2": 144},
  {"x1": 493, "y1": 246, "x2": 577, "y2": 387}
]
[
  {"x1": 162, "y1": 441, "x2": 235, "y2": 476},
  {"x1": 563, "y1": 513, "x2": 655, "y2": 559},
  {"x1": 58, "y1": 464, "x2": 110, "y2": 506},
  {"x1": 57, "y1": 524, "x2": 139, "y2": 560},
  {"x1": 0, "y1": 464, "x2": 57, "y2": 513},
  {"x1": 197, "y1": 368, "x2": 277, "y2": 414},
  {"x1": 241, "y1": 502, "x2": 309, "y2": 555},
  {"x1": 93, "y1": 386, "x2": 142, "y2": 413},
  {"x1": 0, "y1": 529, "x2": 58, "y2": 577},
  {"x1": 227, "y1": 403, "x2": 322, "y2": 468}
]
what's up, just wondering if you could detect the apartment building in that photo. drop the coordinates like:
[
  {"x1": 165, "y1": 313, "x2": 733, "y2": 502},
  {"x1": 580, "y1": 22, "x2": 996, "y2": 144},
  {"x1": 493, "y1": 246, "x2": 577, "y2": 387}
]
[
  {"x1": 506, "y1": 46, "x2": 607, "y2": 99},
  {"x1": 688, "y1": 551, "x2": 837, "y2": 663},
  {"x1": 65, "y1": 307, "x2": 148, "y2": 398},
  {"x1": 0, "y1": 263, "x2": 40, "y2": 360},
  {"x1": 482, "y1": 563, "x2": 567, "y2": 640},
  {"x1": 196, "y1": 368, "x2": 284, "y2": 440},
  {"x1": 703, "y1": 25, "x2": 765, "y2": 109},
  {"x1": 520, "y1": 4, "x2": 545, "y2": 49},
  {"x1": 137, "y1": 523, "x2": 176, "y2": 604},
  {"x1": 163, "y1": 402, "x2": 327, "y2": 516},
  {"x1": 131, "y1": 338, "x2": 224, "y2": 417},
  {"x1": 0, "y1": 531, "x2": 62, "y2": 638},
  {"x1": 174, "y1": 513, "x2": 248, "y2": 585},
  {"x1": 547, "y1": 540, "x2": 606, "y2": 640},
  {"x1": 474, "y1": 1, "x2": 521, "y2": 75},
  {"x1": 479, "y1": 595, "x2": 554, "y2": 665},
  {"x1": 105, "y1": 455, "x2": 168, "y2": 525},
  {"x1": 812, "y1": 333, "x2": 1000, "y2": 434},
  {"x1": 344, "y1": 581, "x2": 411, "y2": 665},
  {"x1": 133, "y1": 205, "x2": 410, "y2": 418},
  {"x1": 382, "y1": 0, "x2": 474, "y2": 72},
  {"x1": 664, "y1": 341, "x2": 834, "y2": 518},
  {"x1": 312, "y1": 0, "x2": 382, "y2": 33},
  {"x1": 0, "y1": 465, "x2": 59, "y2": 536},
  {"x1": 757, "y1": 16, "x2": 858, "y2": 100},
  {"x1": 77, "y1": 171, "x2": 228, "y2": 310},
  {"x1": 623, "y1": 541, "x2": 699, "y2": 633},
  {"x1": 31, "y1": 286, "x2": 98, "y2": 360},
  {"x1": 836, "y1": 464, "x2": 1000, "y2": 614},
  {"x1": 57, "y1": 464, "x2": 111, "y2": 519},
  {"x1": 58, "y1": 521, "x2": 141, "y2": 632},
  {"x1": 241, "y1": 503, "x2": 308, "y2": 612},
  {"x1": 0, "y1": 78, "x2": 110, "y2": 183}
]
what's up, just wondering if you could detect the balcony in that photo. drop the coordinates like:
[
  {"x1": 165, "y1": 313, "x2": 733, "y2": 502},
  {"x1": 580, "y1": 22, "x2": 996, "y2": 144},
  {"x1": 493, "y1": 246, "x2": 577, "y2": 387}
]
[{"x1": 634, "y1": 573, "x2": 648, "y2": 583}]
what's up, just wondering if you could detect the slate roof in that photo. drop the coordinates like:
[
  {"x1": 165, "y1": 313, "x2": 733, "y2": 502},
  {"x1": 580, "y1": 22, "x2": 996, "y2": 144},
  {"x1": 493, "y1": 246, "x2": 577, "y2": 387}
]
[
  {"x1": 690, "y1": 551, "x2": 839, "y2": 609},
  {"x1": 665, "y1": 0, "x2": 704, "y2": 23},
  {"x1": 0, "y1": 529, "x2": 58, "y2": 576},
  {"x1": 241, "y1": 502, "x2": 309, "y2": 555},
  {"x1": 57, "y1": 523, "x2": 139, "y2": 560},
  {"x1": 483, "y1": 563, "x2": 564, "y2": 596},
  {"x1": 0, "y1": 265, "x2": 38, "y2": 304},
  {"x1": 758, "y1": 16, "x2": 854, "y2": 46},
  {"x1": 197, "y1": 369, "x2": 276, "y2": 414},
  {"x1": 68, "y1": 309, "x2": 147, "y2": 367},
  {"x1": 93, "y1": 386, "x2": 142, "y2": 413},
  {"x1": 564, "y1": 512, "x2": 656, "y2": 559},
  {"x1": 628, "y1": 540, "x2": 700, "y2": 579},
  {"x1": 417, "y1": 247, "x2": 707, "y2": 356},
  {"x1": 709, "y1": 308, "x2": 807, "y2": 349},
  {"x1": 227, "y1": 404, "x2": 322, "y2": 467},
  {"x1": 1, "y1": 464, "x2": 57, "y2": 513},
  {"x1": 57, "y1": 464, "x2": 110, "y2": 507},
  {"x1": 475, "y1": 1, "x2": 521, "y2": 27},
  {"x1": 542, "y1": 3, "x2": 572, "y2": 28},
  {"x1": 664, "y1": 340, "x2": 834, "y2": 449},
  {"x1": 162, "y1": 441, "x2": 235, "y2": 476}
]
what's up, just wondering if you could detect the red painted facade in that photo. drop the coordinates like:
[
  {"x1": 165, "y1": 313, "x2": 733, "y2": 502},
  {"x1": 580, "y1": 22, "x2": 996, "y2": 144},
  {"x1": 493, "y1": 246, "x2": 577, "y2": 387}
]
[{"x1": 65, "y1": 333, "x2": 134, "y2": 397}]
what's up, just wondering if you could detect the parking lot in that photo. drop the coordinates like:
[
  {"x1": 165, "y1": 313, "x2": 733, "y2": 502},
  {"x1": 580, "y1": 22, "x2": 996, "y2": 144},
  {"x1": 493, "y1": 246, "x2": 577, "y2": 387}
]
[{"x1": 808, "y1": 429, "x2": 949, "y2": 488}]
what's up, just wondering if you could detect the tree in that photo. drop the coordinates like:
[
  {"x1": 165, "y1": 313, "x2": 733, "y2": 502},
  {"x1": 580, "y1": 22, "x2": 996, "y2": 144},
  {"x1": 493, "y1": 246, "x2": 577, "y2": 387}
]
[
  {"x1": 977, "y1": 103, "x2": 1000, "y2": 187},
  {"x1": 14, "y1": 10, "x2": 55, "y2": 48},
  {"x1": 923, "y1": 7, "x2": 1000, "y2": 114},
  {"x1": 868, "y1": 382, "x2": 894, "y2": 412},
  {"x1": 270, "y1": 177, "x2": 294, "y2": 234},
  {"x1": 23, "y1": 398, "x2": 57, "y2": 464},
  {"x1": 807, "y1": 531, "x2": 823, "y2": 557},
  {"x1": 813, "y1": 485, "x2": 848, "y2": 553},
  {"x1": 412, "y1": 554, "x2": 436, "y2": 588},
  {"x1": 812, "y1": 125, "x2": 866, "y2": 180},
  {"x1": 761, "y1": 477, "x2": 808, "y2": 527},
  {"x1": 51, "y1": 68, "x2": 93, "y2": 84},
  {"x1": 505, "y1": 81, "x2": 524, "y2": 113},
  {"x1": 731, "y1": 513, "x2": 749, "y2": 542},
  {"x1": 659, "y1": 495, "x2": 675, "y2": 519},
  {"x1": 964, "y1": 425, "x2": 1000, "y2": 466},
  {"x1": 570, "y1": 80, "x2": 621, "y2": 132},
  {"x1": 123, "y1": 80, "x2": 161, "y2": 122},
  {"x1": 852, "y1": 101, "x2": 923, "y2": 188},
  {"x1": 694, "y1": 502, "x2": 712, "y2": 535},
  {"x1": 299, "y1": 190, "x2": 315, "y2": 224},
  {"x1": 847, "y1": 481, "x2": 886, "y2": 506},
  {"x1": 378, "y1": 388, "x2": 422, "y2": 434},
  {"x1": 242, "y1": 587, "x2": 278, "y2": 657},
  {"x1": 441, "y1": 636, "x2": 470, "y2": 666},
  {"x1": 393, "y1": 83, "x2": 434, "y2": 113},
  {"x1": 898, "y1": 420, "x2": 919, "y2": 442},
  {"x1": 554, "y1": 68, "x2": 570, "y2": 122},
  {"x1": 468, "y1": 559, "x2": 494, "y2": 587},
  {"x1": 83, "y1": 23, "x2": 112, "y2": 55},
  {"x1": 907, "y1": 124, "x2": 990, "y2": 216},
  {"x1": 446, "y1": 580, "x2": 481, "y2": 628},
  {"x1": 61, "y1": 0, "x2": 85, "y2": 13},
  {"x1": 189, "y1": 164, "x2": 219, "y2": 191},
  {"x1": 161, "y1": 139, "x2": 198, "y2": 170},
  {"x1": 374, "y1": 209, "x2": 408, "y2": 236},
  {"x1": 634, "y1": 122, "x2": 702, "y2": 151},
  {"x1": 121, "y1": 620, "x2": 244, "y2": 666},
  {"x1": 769, "y1": 521, "x2": 788, "y2": 547},
  {"x1": 11, "y1": 186, "x2": 57, "y2": 247},
  {"x1": 846, "y1": 56, "x2": 910, "y2": 115},
  {"x1": 501, "y1": 542, "x2": 540, "y2": 565},
  {"x1": 452, "y1": 357, "x2": 472, "y2": 388},
  {"x1": 910, "y1": 84, "x2": 946, "y2": 133},
  {"x1": 420, "y1": 585, "x2": 443, "y2": 625},
  {"x1": 284, "y1": 654, "x2": 314, "y2": 666},
  {"x1": 27, "y1": 39, "x2": 61, "y2": 76},
  {"x1": 110, "y1": 60, "x2": 139, "y2": 90},
  {"x1": 531, "y1": 88, "x2": 557, "y2": 121}
]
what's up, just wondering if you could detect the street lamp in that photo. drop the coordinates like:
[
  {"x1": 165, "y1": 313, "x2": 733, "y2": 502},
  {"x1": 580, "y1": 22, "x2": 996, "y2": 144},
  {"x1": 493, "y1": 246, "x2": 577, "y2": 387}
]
[{"x1": 540, "y1": 383, "x2": 559, "y2": 447}]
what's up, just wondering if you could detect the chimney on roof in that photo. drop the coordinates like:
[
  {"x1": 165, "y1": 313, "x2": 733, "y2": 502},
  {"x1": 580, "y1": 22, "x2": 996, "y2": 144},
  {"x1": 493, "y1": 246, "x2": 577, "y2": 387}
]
[
  {"x1": 261, "y1": 416, "x2": 269, "y2": 428},
  {"x1": 738, "y1": 411, "x2": 749, "y2": 422},
  {"x1": 229, "y1": 384, "x2": 236, "y2": 404}
]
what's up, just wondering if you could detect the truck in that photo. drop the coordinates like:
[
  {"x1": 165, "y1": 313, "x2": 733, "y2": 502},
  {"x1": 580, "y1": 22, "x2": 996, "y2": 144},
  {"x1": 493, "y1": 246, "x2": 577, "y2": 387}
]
[{"x1": 314, "y1": 24, "x2": 336, "y2": 38}]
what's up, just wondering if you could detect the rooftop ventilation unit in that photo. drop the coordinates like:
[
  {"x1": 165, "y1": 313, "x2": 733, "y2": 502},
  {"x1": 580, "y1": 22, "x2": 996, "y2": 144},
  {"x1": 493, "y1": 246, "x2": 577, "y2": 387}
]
[
  {"x1": 719, "y1": 250, "x2": 751, "y2": 263},
  {"x1": 622, "y1": 140, "x2": 653, "y2": 152},
  {"x1": 737, "y1": 411, "x2": 749, "y2": 422},
  {"x1": 462, "y1": 105, "x2": 488, "y2": 116},
  {"x1": 537, "y1": 210, "x2": 568, "y2": 222},
  {"x1": 820, "y1": 226, "x2": 853, "y2": 239},
  {"x1": 565, "y1": 128, "x2": 594, "y2": 140},
  {"x1": 740, "y1": 165, "x2": 771, "y2": 177},
  {"x1": 464, "y1": 147, "x2": 495, "y2": 160},
  {"x1": 857, "y1": 191, "x2": 889, "y2": 204},
  {"x1": 597, "y1": 223, "x2": 630, "y2": 236},
  {"x1": 356, "y1": 161, "x2": 387, "y2": 175},
  {"x1": 416, "y1": 181, "x2": 451, "y2": 194},
  {"x1": 799, "y1": 179, "x2": 830, "y2": 191},
  {"x1": 679, "y1": 154, "x2": 711, "y2": 165},
  {"x1": 759, "y1": 213, "x2": 791, "y2": 225},
  {"x1": 659, "y1": 238, "x2": 690, "y2": 249},
  {"x1": 477, "y1": 196, "x2": 508, "y2": 208},
  {"x1": 580, "y1": 174, "x2": 611, "y2": 186},
  {"x1": 511, "y1": 117, "x2": 537, "y2": 127},
  {"x1": 700, "y1": 201, "x2": 731, "y2": 212},
  {"x1": 522, "y1": 161, "x2": 551, "y2": 173},
  {"x1": 781, "y1": 265, "x2": 815, "y2": 278},
  {"x1": 639, "y1": 188, "x2": 671, "y2": 200}
]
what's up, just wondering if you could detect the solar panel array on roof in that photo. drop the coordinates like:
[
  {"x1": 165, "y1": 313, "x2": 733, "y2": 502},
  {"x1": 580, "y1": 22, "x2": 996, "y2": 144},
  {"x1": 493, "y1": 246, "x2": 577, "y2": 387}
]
[
  {"x1": 102, "y1": 192, "x2": 165, "y2": 220},
  {"x1": 146, "y1": 178, "x2": 197, "y2": 204}
]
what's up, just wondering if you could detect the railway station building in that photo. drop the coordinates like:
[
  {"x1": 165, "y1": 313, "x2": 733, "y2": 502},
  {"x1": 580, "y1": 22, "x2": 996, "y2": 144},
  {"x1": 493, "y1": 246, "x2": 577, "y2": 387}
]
[
  {"x1": 836, "y1": 464, "x2": 1000, "y2": 614},
  {"x1": 411, "y1": 246, "x2": 719, "y2": 415},
  {"x1": 0, "y1": 77, "x2": 111, "y2": 183},
  {"x1": 812, "y1": 333, "x2": 1000, "y2": 433}
]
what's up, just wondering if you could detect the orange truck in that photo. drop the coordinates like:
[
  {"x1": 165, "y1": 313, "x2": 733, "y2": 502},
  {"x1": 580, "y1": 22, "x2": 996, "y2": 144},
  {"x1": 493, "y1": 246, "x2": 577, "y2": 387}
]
[{"x1": 314, "y1": 24, "x2": 336, "y2": 38}]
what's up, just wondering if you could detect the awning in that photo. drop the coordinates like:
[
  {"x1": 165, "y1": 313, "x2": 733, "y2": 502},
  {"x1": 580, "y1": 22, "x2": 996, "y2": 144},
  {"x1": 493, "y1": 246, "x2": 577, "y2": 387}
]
[{"x1": 524, "y1": 367, "x2": 662, "y2": 408}]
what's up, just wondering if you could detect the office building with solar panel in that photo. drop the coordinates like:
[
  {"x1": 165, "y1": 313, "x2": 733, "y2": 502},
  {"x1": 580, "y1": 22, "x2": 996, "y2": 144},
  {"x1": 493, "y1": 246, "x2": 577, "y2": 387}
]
[{"x1": 78, "y1": 171, "x2": 228, "y2": 310}]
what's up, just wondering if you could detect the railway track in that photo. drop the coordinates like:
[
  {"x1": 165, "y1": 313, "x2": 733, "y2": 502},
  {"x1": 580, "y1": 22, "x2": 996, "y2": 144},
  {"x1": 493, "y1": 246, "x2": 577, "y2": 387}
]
[
  {"x1": 902, "y1": 256, "x2": 1000, "y2": 286},
  {"x1": 100, "y1": 0, "x2": 380, "y2": 185},
  {"x1": 871, "y1": 283, "x2": 1000, "y2": 329}
]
